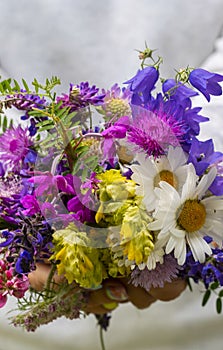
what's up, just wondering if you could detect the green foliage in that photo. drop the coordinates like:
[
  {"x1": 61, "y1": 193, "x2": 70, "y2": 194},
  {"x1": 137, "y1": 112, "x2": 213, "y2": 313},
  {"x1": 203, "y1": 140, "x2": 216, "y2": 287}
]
[
  {"x1": 0, "y1": 114, "x2": 13, "y2": 134},
  {"x1": 201, "y1": 281, "x2": 223, "y2": 314}
]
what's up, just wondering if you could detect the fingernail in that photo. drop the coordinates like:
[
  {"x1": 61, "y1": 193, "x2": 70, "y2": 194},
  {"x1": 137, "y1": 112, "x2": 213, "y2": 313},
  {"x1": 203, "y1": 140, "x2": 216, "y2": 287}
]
[
  {"x1": 105, "y1": 285, "x2": 128, "y2": 301},
  {"x1": 102, "y1": 302, "x2": 118, "y2": 310}
]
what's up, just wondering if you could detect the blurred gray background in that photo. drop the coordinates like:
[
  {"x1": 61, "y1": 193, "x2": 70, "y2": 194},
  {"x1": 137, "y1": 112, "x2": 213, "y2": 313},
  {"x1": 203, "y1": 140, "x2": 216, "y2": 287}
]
[{"x1": 1, "y1": 1, "x2": 223, "y2": 349}]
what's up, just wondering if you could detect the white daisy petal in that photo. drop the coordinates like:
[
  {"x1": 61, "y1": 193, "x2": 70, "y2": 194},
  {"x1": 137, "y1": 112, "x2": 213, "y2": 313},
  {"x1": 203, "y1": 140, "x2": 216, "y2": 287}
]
[
  {"x1": 168, "y1": 146, "x2": 187, "y2": 171},
  {"x1": 186, "y1": 232, "x2": 212, "y2": 263},
  {"x1": 194, "y1": 167, "x2": 217, "y2": 198}
]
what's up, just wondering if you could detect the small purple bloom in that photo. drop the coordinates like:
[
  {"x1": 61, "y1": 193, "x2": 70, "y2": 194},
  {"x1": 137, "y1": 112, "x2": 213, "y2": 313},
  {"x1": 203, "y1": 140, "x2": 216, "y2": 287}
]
[
  {"x1": 0, "y1": 126, "x2": 33, "y2": 171},
  {"x1": 130, "y1": 255, "x2": 181, "y2": 291},
  {"x1": 57, "y1": 82, "x2": 105, "y2": 111},
  {"x1": 15, "y1": 250, "x2": 32, "y2": 274},
  {"x1": 188, "y1": 138, "x2": 223, "y2": 176},
  {"x1": 20, "y1": 194, "x2": 40, "y2": 216},
  {"x1": 0, "y1": 230, "x2": 14, "y2": 247},
  {"x1": 189, "y1": 68, "x2": 223, "y2": 101},
  {"x1": 101, "y1": 116, "x2": 129, "y2": 162},
  {"x1": 162, "y1": 79, "x2": 198, "y2": 108}
]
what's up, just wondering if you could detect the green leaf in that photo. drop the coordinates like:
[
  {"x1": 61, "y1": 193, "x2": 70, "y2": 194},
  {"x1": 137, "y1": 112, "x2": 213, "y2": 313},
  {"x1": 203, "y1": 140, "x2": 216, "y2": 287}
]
[
  {"x1": 3, "y1": 115, "x2": 8, "y2": 132},
  {"x1": 210, "y1": 281, "x2": 219, "y2": 290},
  {"x1": 218, "y1": 289, "x2": 223, "y2": 298},
  {"x1": 32, "y1": 78, "x2": 39, "y2": 93},
  {"x1": 22, "y1": 78, "x2": 30, "y2": 92},
  {"x1": 13, "y1": 79, "x2": 21, "y2": 92},
  {"x1": 216, "y1": 297, "x2": 222, "y2": 314},
  {"x1": 0, "y1": 82, "x2": 4, "y2": 93},
  {"x1": 202, "y1": 289, "x2": 211, "y2": 307}
]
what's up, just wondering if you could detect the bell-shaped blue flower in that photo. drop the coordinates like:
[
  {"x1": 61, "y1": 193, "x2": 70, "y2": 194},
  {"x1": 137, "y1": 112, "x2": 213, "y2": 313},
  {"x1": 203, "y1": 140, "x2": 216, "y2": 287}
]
[
  {"x1": 189, "y1": 68, "x2": 223, "y2": 101},
  {"x1": 124, "y1": 66, "x2": 159, "y2": 104}
]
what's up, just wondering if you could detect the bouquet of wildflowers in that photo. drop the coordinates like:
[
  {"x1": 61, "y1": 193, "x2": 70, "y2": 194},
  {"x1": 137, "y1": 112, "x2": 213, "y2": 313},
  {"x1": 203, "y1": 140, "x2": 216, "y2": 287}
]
[{"x1": 0, "y1": 45, "x2": 223, "y2": 339}]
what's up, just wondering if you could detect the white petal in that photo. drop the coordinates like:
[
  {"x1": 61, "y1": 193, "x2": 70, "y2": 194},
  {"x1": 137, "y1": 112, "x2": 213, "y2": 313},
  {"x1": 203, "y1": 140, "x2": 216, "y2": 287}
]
[
  {"x1": 201, "y1": 196, "x2": 223, "y2": 210},
  {"x1": 168, "y1": 146, "x2": 187, "y2": 170},
  {"x1": 194, "y1": 167, "x2": 217, "y2": 199},
  {"x1": 187, "y1": 232, "x2": 212, "y2": 263},
  {"x1": 165, "y1": 235, "x2": 177, "y2": 254},
  {"x1": 181, "y1": 164, "x2": 197, "y2": 201}
]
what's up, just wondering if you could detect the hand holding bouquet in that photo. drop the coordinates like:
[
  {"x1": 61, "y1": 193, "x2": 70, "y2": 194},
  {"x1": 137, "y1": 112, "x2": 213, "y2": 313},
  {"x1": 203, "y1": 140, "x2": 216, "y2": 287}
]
[{"x1": 0, "y1": 45, "x2": 223, "y2": 347}]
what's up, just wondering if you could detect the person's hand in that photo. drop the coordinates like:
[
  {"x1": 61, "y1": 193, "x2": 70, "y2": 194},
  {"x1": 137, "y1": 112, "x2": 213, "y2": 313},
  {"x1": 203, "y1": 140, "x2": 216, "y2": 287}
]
[{"x1": 28, "y1": 263, "x2": 187, "y2": 314}]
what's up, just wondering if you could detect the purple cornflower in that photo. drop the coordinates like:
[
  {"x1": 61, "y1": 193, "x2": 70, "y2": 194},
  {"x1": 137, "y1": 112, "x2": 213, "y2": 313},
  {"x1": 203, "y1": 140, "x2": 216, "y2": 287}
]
[
  {"x1": 56, "y1": 82, "x2": 105, "y2": 111},
  {"x1": 124, "y1": 66, "x2": 159, "y2": 104},
  {"x1": 128, "y1": 103, "x2": 185, "y2": 157},
  {"x1": 189, "y1": 68, "x2": 223, "y2": 101},
  {"x1": 0, "y1": 126, "x2": 33, "y2": 171},
  {"x1": 130, "y1": 254, "x2": 181, "y2": 291}
]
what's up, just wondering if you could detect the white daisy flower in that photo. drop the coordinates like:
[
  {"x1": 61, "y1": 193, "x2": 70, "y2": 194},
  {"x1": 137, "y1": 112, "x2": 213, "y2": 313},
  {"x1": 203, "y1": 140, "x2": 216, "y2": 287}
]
[
  {"x1": 148, "y1": 164, "x2": 223, "y2": 265},
  {"x1": 130, "y1": 146, "x2": 189, "y2": 211}
]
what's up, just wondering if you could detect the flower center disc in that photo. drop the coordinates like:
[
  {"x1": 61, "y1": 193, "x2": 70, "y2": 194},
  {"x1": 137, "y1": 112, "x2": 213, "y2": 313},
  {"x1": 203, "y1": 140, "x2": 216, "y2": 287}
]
[
  {"x1": 177, "y1": 200, "x2": 206, "y2": 232},
  {"x1": 154, "y1": 170, "x2": 177, "y2": 188}
]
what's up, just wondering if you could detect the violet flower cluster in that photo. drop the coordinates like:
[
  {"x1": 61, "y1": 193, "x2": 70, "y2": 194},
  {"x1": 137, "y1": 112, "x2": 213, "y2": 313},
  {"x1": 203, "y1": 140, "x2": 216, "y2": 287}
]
[{"x1": 0, "y1": 46, "x2": 223, "y2": 333}]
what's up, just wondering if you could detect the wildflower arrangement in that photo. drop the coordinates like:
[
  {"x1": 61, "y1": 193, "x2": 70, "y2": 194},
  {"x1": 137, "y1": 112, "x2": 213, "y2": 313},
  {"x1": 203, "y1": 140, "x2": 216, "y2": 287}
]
[{"x1": 0, "y1": 45, "x2": 223, "y2": 343}]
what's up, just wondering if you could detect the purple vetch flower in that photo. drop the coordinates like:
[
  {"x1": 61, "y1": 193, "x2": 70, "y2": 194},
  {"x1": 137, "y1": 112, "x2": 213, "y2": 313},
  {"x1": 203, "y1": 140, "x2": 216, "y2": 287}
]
[
  {"x1": 189, "y1": 68, "x2": 223, "y2": 101},
  {"x1": 56, "y1": 82, "x2": 105, "y2": 111},
  {"x1": 8, "y1": 90, "x2": 46, "y2": 111},
  {"x1": 124, "y1": 66, "x2": 159, "y2": 104},
  {"x1": 130, "y1": 254, "x2": 181, "y2": 291},
  {"x1": 0, "y1": 126, "x2": 33, "y2": 171}
]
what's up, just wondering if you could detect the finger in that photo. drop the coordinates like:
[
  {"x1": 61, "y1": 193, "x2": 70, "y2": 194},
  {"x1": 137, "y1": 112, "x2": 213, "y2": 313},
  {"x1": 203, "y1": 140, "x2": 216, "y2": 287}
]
[
  {"x1": 120, "y1": 278, "x2": 156, "y2": 309},
  {"x1": 28, "y1": 263, "x2": 64, "y2": 291},
  {"x1": 88, "y1": 279, "x2": 128, "y2": 306},
  {"x1": 149, "y1": 279, "x2": 187, "y2": 301}
]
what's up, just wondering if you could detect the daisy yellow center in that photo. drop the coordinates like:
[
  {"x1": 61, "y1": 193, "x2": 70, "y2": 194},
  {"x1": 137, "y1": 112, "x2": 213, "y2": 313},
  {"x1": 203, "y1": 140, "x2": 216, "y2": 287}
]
[
  {"x1": 177, "y1": 200, "x2": 206, "y2": 233},
  {"x1": 154, "y1": 170, "x2": 178, "y2": 188}
]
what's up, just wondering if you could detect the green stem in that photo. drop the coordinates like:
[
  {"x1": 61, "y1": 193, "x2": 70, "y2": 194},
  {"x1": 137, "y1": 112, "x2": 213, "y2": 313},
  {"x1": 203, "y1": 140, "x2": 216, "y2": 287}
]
[
  {"x1": 45, "y1": 264, "x2": 57, "y2": 298},
  {"x1": 99, "y1": 326, "x2": 106, "y2": 350}
]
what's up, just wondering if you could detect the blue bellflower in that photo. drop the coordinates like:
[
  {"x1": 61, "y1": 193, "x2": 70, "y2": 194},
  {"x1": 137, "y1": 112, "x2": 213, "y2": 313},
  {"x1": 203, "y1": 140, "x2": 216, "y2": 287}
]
[
  {"x1": 124, "y1": 66, "x2": 159, "y2": 104},
  {"x1": 189, "y1": 68, "x2": 223, "y2": 101},
  {"x1": 188, "y1": 137, "x2": 223, "y2": 176}
]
